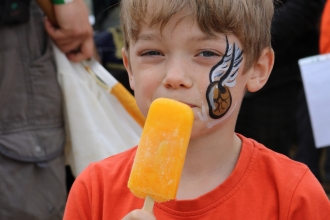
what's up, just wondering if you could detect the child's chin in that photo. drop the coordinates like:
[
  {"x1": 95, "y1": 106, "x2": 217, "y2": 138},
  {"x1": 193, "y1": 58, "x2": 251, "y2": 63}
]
[{"x1": 189, "y1": 124, "x2": 210, "y2": 139}]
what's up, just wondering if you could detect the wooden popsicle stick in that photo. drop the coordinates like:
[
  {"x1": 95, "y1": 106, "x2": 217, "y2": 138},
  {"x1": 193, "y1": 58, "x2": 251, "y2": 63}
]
[{"x1": 142, "y1": 196, "x2": 155, "y2": 213}]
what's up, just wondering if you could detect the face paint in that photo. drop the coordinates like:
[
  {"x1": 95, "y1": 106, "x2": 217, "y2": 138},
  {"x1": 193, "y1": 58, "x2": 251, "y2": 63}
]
[
  {"x1": 197, "y1": 105, "x2": 208, "y2": 122},
  {"x1": 206, "y1": 36, "x2": 243, "y2": 119},
  {"x1": 206, "y1": 102, "x2": 238, "y2": 128}
]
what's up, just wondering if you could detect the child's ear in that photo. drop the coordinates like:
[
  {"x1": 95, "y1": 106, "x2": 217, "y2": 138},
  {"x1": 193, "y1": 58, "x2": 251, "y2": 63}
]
[
  {"x1": 122, "y1": 47, "x2": 135, "y2": 91},
  {"x1": 246, "y1": 47, "x2": 274, "y2": 92}
]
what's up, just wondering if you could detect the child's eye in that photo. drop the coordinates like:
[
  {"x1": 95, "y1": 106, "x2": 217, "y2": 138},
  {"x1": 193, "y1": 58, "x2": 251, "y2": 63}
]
[
  {"x1": 140, "y1": 51, "x2": 163, "y2": 56},
  {"x1": 198, "y1": 51, "x2": 218, "y2": 57}
]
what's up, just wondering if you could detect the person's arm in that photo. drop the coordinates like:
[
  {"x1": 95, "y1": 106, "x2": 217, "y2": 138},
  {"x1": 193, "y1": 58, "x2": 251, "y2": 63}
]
[
  {"x1": 44, "y1": 0, "x2": 94, "y2": 62},
  {"x1": 320, "y1": 0, "x2": 330, "y2": 54}
]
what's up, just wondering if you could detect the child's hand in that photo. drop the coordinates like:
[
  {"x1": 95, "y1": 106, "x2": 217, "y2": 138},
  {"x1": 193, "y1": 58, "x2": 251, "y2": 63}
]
[{"x1": 122, "y1": 209, "x2": 156, "y2": 220}]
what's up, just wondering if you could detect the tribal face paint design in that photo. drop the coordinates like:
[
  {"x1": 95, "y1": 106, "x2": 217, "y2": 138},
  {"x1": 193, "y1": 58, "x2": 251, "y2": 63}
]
[{"x1": 206, "y1": 36, "x2": 243, "y2": 119}]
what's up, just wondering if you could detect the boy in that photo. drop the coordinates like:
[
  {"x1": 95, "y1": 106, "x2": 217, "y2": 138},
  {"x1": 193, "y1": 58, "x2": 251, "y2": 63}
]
[{"x1": 64, "y1": 0, "x2": 330, "y2": 219}]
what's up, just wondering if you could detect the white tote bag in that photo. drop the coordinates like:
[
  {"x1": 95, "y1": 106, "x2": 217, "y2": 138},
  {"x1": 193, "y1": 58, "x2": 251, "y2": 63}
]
[{"x1": 53, "y1": 44, "x2": 144, "y2": 177}]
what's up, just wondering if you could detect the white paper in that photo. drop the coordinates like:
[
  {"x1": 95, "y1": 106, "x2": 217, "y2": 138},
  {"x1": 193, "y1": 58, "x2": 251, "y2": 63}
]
[{"x1": 298, "y1": 53, "x2": 330, "y2": 148}]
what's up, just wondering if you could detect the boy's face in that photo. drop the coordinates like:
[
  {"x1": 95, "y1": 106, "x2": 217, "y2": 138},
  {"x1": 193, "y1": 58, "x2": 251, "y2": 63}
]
[{"x1": 123, "y1": 13, "x2": 254, "y2": 139}]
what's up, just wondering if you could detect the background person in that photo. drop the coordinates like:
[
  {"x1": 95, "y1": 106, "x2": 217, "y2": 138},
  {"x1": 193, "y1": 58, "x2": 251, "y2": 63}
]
[{"x1": 0, "y1": 0, "x2": 93, "y2": 219}]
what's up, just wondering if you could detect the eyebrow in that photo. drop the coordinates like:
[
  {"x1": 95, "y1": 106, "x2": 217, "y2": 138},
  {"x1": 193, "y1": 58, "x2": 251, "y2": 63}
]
[
  {"x1": 136, "y1": 33, "x2": 224, "y2": 43},
  {"x1": 137, "y1": 34, "x2": 164, "y2": 42},
  {"x1": 188, "y1": 35, "x2": 221, "y2": 42}
]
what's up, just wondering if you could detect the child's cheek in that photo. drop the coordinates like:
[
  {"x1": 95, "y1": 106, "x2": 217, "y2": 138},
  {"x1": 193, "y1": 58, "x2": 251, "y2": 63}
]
[
  {"x1": 205, "y1": 36, "x2": 243, "y2": 120},
  {"x1": 195, "y1": 37, "x2": 244, "y2": 128}
]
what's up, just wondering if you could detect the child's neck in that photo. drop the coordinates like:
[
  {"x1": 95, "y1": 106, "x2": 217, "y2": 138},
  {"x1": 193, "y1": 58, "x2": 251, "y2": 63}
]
[{"x1": 176, "y1": 132, "x2": 242, "y2": 200}]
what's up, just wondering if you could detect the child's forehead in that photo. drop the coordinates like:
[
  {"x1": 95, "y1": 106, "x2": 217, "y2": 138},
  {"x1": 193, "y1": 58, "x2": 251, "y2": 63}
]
[
  {"x1": 136, "y1": 12, "x2": 227, "y2": 42},
  {"x1": 136, "y1": 26, "x2": 227, "y2": 44},
  {"x1": 135, "y1": 17, "x2": 238, "y2": 47},
  {"x1": 133, "y1": 3, "x2": 244, "y2": 45},
  {"x1": 141, "y1": 5, "x2": 193, "y2": 28}
]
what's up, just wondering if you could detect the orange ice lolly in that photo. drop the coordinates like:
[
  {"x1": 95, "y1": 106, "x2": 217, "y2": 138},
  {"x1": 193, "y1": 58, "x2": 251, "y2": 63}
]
[{"x1": 128, "y1": 98, "x2": 194, "y2": 205}]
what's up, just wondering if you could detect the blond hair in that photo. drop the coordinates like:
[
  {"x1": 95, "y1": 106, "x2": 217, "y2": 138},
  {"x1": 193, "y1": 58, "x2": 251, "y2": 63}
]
[{"x1": 120, "y1": 0, "x2": 274, "y2": 71}]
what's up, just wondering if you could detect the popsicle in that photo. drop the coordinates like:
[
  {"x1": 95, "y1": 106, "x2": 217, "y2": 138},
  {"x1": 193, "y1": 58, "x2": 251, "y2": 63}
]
[{"x1": 127, "y1": 98, "x2": 194, "y2": 211}]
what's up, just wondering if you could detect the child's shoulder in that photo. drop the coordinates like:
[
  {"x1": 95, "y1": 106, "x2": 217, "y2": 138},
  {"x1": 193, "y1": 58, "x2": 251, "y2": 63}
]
[
  {"x1": 239, "y1": 134, "x2": 310, "y2": 182},
  {"x1": 252, "y1": 137, "x2": 307, "y2": 170},
  {"x1": 240, "y1": 134, "x2": 325, "y2": 197},
  {"x1": 239, "y1": 135, "x2": 330, "y2": 219}
]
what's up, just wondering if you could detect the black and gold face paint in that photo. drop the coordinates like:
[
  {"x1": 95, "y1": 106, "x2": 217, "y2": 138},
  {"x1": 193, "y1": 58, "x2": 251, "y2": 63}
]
[{"x1": 206, "y1": 36, "x2": 243, "y2": 119}]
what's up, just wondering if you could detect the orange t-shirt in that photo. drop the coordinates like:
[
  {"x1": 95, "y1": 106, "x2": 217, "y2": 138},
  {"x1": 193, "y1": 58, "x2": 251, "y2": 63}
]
[
  {"x1": 64, "y1": 135, "x2": 330, "y2": 219},
  {"x1": 320, "y1": 0, "x2": 330, "y2": 54}
]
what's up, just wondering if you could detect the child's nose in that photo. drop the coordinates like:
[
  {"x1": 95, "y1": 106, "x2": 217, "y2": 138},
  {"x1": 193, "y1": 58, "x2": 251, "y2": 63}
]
[{"x1": 162, "y1": 58, "x2": 192, "y2": 89}]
